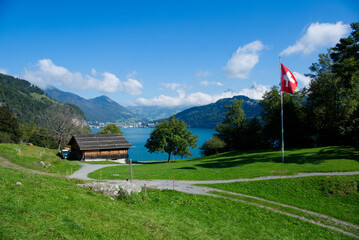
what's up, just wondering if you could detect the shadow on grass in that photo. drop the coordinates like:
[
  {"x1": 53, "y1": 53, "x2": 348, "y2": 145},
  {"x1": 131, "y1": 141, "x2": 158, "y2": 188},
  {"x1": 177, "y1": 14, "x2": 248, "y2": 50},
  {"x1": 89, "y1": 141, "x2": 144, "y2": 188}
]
[
  {"x1": 195, "y1": 146, "x2": 359, "y2": 169},
  {"x1": 178, "y1": 167, "x2": 197, "y2": 170}
]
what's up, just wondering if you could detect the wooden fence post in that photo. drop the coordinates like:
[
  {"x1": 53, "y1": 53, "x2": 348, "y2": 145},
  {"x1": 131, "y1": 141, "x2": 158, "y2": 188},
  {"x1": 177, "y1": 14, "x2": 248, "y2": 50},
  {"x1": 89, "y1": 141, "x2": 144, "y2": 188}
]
[{"x1": 144, "y1": 184, "x2": 147, "y2": 200}]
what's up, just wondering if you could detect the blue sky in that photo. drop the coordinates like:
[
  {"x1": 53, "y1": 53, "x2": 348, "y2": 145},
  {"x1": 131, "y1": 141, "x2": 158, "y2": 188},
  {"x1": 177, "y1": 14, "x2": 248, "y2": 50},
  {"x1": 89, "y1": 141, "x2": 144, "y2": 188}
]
[{"x1": 0, "y1": 0, "x2": 358, "y2": 107}]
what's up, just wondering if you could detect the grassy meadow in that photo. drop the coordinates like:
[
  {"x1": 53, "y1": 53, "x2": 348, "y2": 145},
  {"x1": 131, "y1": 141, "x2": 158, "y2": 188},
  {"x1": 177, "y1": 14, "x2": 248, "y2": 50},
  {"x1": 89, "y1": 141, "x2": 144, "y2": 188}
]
[
  {"x1": 0, "y1": 143, "x2": 81, "y2": 176},
  {"x1": 1, "y1": 143, "x2": 358, "y2": 238},
  {"x1": 0, "y1": 165, "x2": 355, "y2": 240},
  {"x1": 205, "y1": 175, "x2": 359, "y2": 225},
  {"x1": 88, "y1": 146, "x2": 359, "y2": 180}
]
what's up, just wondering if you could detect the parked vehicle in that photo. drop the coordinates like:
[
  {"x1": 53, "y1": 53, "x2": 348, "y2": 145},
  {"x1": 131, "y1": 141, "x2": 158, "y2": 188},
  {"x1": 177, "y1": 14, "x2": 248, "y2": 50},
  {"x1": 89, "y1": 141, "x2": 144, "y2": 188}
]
[{"x1": 61, "y1": 149, "x2": 70, "y2": 159}]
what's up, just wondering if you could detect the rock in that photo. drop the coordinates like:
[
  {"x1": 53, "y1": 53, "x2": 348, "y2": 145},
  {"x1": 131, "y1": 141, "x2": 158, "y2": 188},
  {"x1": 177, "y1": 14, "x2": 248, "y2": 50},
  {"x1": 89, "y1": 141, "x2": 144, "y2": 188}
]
[
  {"x1": 15, "y1": 182, "x2": 22, "y2": 185},
  {"x1": 40, "y1": 161, "x2": 50, "y2": 168},
  {"x1": 78, "y1": 182, "x2": 141, "y2": 198}
]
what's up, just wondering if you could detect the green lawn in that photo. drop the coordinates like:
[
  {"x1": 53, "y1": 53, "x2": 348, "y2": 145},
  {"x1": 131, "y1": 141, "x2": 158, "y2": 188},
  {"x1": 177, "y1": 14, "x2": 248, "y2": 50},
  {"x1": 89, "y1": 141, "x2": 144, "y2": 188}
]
[
  {"x1": 88, "y1": 146, "x2": 359, "y2": 180},
  {"x1": 0, "y1": 143, "x2": 81, "y2": 176},
  {"x1": 0, "y1": 166, "x2": 355, "y2": 240},
  {"x1": 204, "y1": 175, "x2": 359, "y2": 225}
]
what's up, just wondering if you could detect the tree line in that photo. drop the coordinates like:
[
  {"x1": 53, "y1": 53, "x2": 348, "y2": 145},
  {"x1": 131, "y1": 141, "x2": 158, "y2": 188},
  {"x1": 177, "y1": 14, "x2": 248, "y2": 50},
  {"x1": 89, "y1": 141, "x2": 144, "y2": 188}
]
[{"x1": 201, "y1": 22, "x2": 359, "y2": 155}]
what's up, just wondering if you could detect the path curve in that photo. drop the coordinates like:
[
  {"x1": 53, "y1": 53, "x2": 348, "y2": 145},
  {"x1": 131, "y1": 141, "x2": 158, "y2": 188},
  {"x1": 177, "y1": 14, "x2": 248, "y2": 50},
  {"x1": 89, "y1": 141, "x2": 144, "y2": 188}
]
[
  {"x1": 69, "y1": 163, "x2": 359, "y2": 195},
  {"x1": 68, "y1": 163, "x2": 125, "y2": 180}
]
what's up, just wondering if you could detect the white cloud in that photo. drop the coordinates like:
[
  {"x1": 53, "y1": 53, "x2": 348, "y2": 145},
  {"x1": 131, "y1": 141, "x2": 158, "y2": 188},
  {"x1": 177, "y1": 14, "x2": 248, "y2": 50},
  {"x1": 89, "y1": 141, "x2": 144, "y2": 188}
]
[
  {"x1": 224, "y1": 40, "x2": 264, "y2": 79},
  {"x1": 94, "y1": 72, "x2": 121, "y2": 93},
  {"x1": 135, "y1": 82, "x2": 269, "y2": 107},
  {"x1": 200, "y1": 80, "x2": 223, "y2": 86},
  {"x1": 164, "y1": 83, "x2": 183, "y2": 91},
  {"x1": 293, "y1": 72, "x2": 311, "y2": 87},
  {"x1": 0, "y1": 68, "x2": 8, "y2": 74},
  {"x1": 196, "y1": 70, "x2": 211, "y2": 77},
  {"x1": 23, "y1": 59, "x2": 142, "y2": 95},
  {"x1": 123, "y1": 77, "x2": 143, "y2": 95},
  {"x1": 238, "y1": 82, "x2": 270, "y2": 100},
  {"x1": 281, "y1": 22, "x2": 350, "y2": 56}
]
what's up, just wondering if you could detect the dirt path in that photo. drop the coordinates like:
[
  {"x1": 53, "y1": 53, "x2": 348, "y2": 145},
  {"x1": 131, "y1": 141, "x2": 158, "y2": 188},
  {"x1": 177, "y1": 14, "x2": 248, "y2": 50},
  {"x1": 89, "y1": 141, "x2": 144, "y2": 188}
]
[
  {"x1": 104, "y1": 171, "x2": 359, "y2": 195},
  {"x1": 68, "y1": 163, "x2": 125, "y2": 180},
  {"x1": 0, "y1": 156, "x2": 55, "y2": 176}
]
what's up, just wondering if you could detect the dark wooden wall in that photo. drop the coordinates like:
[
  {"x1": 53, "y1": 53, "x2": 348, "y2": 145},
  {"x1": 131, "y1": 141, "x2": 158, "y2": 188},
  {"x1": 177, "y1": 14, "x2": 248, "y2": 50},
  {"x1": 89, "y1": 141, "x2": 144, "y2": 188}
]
[{"x1": 82, "y1": 149, "x2": 129, "y2": 160}]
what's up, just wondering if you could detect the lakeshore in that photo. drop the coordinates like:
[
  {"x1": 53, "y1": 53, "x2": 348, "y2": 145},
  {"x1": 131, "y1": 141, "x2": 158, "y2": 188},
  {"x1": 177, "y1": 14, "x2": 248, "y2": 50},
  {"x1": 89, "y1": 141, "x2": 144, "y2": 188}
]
[{"x1": 91, "y1": 127, "x2": 216, "y2": 161}]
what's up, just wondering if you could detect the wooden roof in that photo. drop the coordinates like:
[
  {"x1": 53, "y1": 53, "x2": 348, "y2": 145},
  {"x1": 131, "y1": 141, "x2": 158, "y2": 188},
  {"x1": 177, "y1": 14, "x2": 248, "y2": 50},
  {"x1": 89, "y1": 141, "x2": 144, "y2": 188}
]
[{"x1": 68, "y1": 134, "x2": 132, "y2": 151}]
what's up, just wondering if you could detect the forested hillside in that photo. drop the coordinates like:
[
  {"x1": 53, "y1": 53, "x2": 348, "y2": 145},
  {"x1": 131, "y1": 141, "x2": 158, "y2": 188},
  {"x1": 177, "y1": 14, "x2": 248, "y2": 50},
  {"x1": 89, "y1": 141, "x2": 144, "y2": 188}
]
[
  {"x1": 0, "y1": 74, "x2": 90, "y2": 148},
  {"x1": 174, "y1": 95, "x2": 261, "y2": 128}
]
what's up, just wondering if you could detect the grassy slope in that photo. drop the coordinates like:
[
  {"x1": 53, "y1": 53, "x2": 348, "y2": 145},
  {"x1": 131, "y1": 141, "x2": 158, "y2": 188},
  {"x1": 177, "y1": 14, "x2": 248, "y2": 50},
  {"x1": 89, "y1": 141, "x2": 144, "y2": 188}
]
[
  {"x1": 0, "y1": 143, "x2": 80, "y2": 175},
  {"x1": 205, "y1": 175, "x2": 359, "y2": 225},
  {"x1": 89, "y1": 146, "x2": 359, "y2": 180},
  {"x1": 0, "y1": 166, "x2": 354, "y2": 240}
]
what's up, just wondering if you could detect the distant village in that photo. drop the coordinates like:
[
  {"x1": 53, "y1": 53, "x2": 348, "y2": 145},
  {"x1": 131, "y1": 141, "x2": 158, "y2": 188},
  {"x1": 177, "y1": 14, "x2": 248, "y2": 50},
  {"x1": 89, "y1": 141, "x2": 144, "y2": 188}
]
[{"x1": 87, "y1": 121, "x2": 158, "y2": 129}]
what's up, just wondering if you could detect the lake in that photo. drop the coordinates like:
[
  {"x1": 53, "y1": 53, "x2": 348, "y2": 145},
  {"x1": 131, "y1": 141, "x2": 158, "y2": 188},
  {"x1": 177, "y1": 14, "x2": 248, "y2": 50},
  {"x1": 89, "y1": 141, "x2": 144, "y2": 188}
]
[{"x1": 91, "y1": 128, "x2": 216, "y2": 161}]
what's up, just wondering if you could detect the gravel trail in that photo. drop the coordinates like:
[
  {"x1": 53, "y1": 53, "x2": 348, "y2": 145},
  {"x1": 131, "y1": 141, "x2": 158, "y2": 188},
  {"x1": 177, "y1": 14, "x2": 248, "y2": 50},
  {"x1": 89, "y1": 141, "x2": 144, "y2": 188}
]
[
  {"x1": 68, "y1": 163, "x2": 359, "y2": 195},
  {"x1": 68, "y1": 163, "x2": 125, "y2": 180}
]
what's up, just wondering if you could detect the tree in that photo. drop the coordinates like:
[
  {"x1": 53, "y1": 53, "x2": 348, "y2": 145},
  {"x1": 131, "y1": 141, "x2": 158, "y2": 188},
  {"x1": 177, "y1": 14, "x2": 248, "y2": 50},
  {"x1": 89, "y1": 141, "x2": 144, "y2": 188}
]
[
  {"x1": 0, "y1": 105, "x2": 21, "y2": 143},
  {"x1": 215, "y1": 99, "x2": 247, "y2": 150},
  {"x1": 20, "y1": 122, "x2": 57, "y2": 149},
  {"x1": 98, "y1": 124, "x2": 123, "y2": 134},
  {"x1": 306, "y1": 22, "x2": 359, "y2": 146},
  {"x1": 260, "y1": 86, "x2": 310, "y2": 148},
  {"x1": 244, "y1": 117, "x2": 265, "y2": 150},
  {"x1": 200, "y1": 135, "x2": 226, "y2": 156},
  {"x1": 43, "y1": 104, "x2": 90, "y2": 150},
  {"x1": 28, "y1": 127, "x2": 58, "y2": 149},
  {"x1": 145, "y1": 116, "x2": 198, "y2": 162}
]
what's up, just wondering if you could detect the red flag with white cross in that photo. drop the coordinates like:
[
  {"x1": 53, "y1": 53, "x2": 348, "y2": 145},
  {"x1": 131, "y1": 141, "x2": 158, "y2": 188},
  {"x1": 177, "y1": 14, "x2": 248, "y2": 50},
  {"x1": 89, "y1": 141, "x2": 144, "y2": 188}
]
[{"x1": 281, "y1": 63, "x2": 298, "y2": 94}]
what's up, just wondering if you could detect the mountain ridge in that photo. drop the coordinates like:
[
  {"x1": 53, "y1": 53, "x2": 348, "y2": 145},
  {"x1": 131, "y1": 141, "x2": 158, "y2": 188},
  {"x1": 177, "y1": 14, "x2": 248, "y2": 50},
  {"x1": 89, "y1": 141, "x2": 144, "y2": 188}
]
[
  {"x1": 45, "y1": 87, "x2": 145, "y2": 124},
  {"x1": 173, "y1": 95, "x2": 262, "y2": 128},
  {"x1": 44, "y1": 86, "x2": 262, "y2": 128}
]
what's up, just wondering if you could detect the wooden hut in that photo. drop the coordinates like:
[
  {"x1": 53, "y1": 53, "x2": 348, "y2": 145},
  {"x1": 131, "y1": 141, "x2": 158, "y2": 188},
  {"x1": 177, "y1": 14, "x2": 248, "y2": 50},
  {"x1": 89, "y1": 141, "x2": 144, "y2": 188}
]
[{"x1": 68, "y1": 134, "x2": 132, "y2": 162}]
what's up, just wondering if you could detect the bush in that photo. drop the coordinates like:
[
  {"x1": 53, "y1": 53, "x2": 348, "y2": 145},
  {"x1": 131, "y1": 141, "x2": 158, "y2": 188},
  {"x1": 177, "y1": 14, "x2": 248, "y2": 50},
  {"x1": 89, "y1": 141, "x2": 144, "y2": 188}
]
[
  {"x1": 0, "y1": 131, "x2": 12, "y2": 143},
  {"x1": 200, "y1": 135, "x2": 226, "y2": 156},
  {"x1": 0, "y1": 105, "x2": 21, "y2": 143}
]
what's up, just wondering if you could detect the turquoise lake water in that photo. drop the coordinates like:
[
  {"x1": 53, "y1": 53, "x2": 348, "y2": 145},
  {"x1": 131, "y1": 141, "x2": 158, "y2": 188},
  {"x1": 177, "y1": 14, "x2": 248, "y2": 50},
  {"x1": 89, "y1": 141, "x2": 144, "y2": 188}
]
[{"x1": 91, "y1": 128, "x2": 216, "y2": 161}]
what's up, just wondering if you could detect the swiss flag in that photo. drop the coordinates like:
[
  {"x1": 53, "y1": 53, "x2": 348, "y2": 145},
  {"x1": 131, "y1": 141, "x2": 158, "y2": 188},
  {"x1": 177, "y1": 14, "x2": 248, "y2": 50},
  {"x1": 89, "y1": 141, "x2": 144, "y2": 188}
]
[{"x1": 281, "y1": 63, "x2": 298, "y2": 94}]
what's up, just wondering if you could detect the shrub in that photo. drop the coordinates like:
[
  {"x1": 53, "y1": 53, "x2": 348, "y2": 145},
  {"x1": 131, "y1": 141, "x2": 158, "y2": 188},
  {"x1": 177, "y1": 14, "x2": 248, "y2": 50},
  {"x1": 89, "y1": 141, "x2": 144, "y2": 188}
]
[{"x1": 200, "y1": 135, "x2": 226, "y2": 156}]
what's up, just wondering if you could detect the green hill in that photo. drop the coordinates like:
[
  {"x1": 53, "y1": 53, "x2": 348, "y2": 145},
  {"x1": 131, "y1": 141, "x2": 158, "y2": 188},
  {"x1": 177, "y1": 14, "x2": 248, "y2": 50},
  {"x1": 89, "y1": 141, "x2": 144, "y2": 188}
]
[
  {"x1": 174, "y1": 95, "x2": 262, "y2": 128},
  {"x1": 0, "y1": 74, "x2": 87, "y2": 126},
  {"x1": 0, "y1": 73, "x2": 90, "y2": 147}
]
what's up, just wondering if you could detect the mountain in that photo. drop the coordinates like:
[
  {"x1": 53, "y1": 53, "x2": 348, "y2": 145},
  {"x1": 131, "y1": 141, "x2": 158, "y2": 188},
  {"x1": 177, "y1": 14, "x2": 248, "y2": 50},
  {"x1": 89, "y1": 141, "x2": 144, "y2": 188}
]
[
  {"x1": 126, "y1": 105, "x2": 191, "y2": 121},
  {"x1": 174, "y1": 95, "x2": 262, "y2": 128},
  {"x1": 45, "y1": 87, "x2": 144, "y2": 124},
  {"x1": 0, "y1": 73, "x2": 89, "y2": 132}
]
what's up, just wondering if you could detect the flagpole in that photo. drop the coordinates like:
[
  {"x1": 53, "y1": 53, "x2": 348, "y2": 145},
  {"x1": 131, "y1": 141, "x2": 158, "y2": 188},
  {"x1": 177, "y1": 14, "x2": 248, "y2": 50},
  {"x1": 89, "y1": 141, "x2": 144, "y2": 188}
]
[{"x1": 280, "y1": 57, "x2": 284, "y2": 163}]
